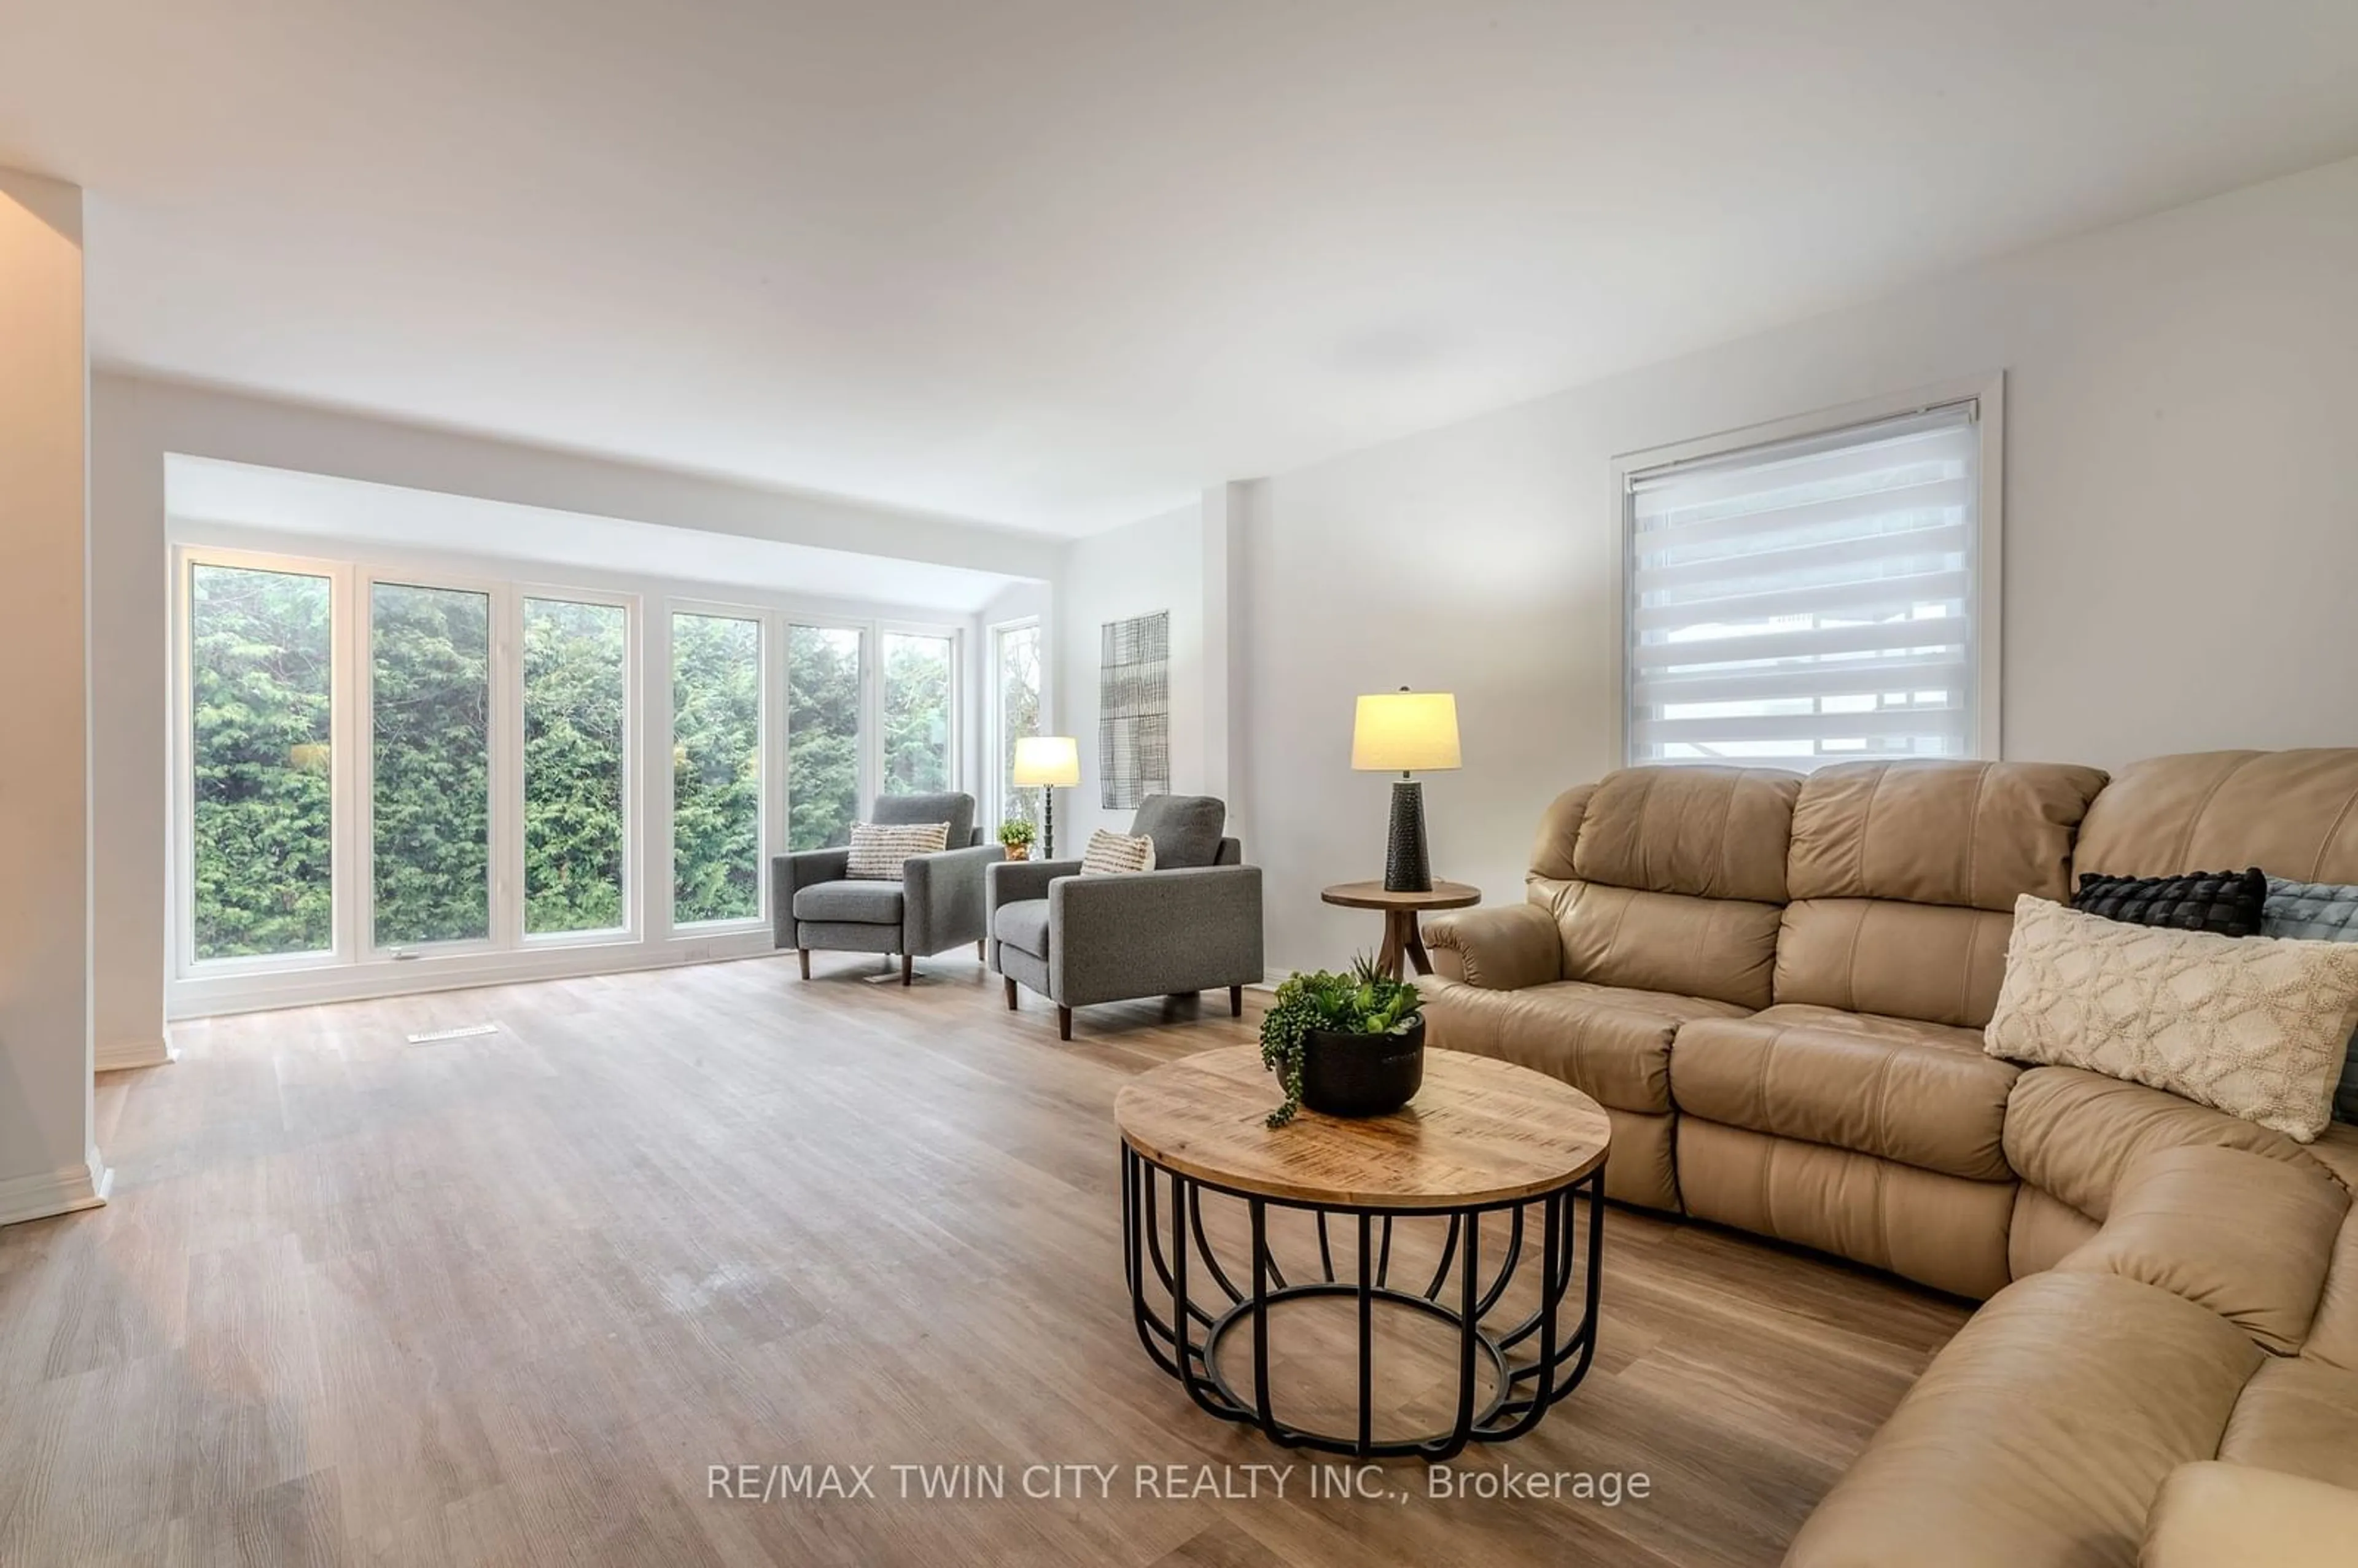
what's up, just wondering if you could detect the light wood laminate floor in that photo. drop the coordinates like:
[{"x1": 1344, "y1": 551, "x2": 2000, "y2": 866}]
[{"x1": 0, "y1": 955, "x2": 1967, "y2": 1566}]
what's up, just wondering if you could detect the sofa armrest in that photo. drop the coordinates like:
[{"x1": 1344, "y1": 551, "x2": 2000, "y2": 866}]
[
  {"x1": 2143, "y1": 1461, "x2": 2358, "y2": 1568},
  {"x1": 769, "y1": 848, "x2": 851, "y2": 947},
  {"x1": 2057, "y1": 1146, "x2": 2350, "y2": 1354},
  {"x1": 1423, "y1": 902, "x2": 1561, "y2": 990},
  {"x1": 901, "y1": 842, "x2": 1005, "y2": 955},
  {"x1": 1049, "y1": 864, "x2": 1264, "y2": 1007},
  {"x1": 988, "y1": 858, "x2": 1084, "y2": 910}
]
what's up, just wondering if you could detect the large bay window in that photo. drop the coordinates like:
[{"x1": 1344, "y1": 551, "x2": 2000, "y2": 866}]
[
  {"x1": 173, "y1": 543, "x2": 976, "y2": 1012},
  {"x1": 1619, "y1": 387, "x2": 1999, "y2": 770}
]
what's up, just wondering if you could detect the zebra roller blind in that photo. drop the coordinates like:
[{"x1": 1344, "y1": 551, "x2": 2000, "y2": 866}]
[{"x1": 1625, "y1": 402, "x2": 1984, "y2": 770}]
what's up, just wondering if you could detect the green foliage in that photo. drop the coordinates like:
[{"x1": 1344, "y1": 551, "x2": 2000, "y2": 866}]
[
  {"x1": 786, "y1": 626, "x2": 862, "y2": 852},
  {"x1": 882, "y1": 633, "x2": 952, "y2": 796},
  {"x1": 189, "y1": 565, "x2": 335, "y2": 960},
  {"x1": 997, "y1": 818, "x2": 1035, "y2": 848},
  {"x1": 672, "y1": 613, "x2": 763, "y2": 923},
  {"x1": 1258, "y1": 955, "x2": 1425, "y2": 1127},
  {"x1": 523, "y1": 599, "x2": 626, "y2": 933},
  {"x1": 997, "y1": 624, "x2": 1043, "y2": 829},
  {"x1": 372, "y1": 583, "x2": 492, "y2": 945}
]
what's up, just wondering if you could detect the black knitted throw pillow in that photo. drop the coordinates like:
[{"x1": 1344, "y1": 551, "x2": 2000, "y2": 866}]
[{"x1": 2071, "y1": 867, "x2": 2268, "y2": 937}]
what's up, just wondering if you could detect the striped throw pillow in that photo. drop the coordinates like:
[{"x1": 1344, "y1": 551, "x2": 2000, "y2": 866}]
[
  {"x1": 1081, "y1": 829, "x2": 1156, "y2": 877},
  {"x1": 846, "y1": 820, "x2": 949, "y2": 880}
]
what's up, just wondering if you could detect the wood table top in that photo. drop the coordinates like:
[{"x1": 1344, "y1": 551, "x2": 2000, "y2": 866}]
[
  {"x1": 1319, "y1": 879, "x2": 1482, "y2": 912},
  {"x1": 1115, "y1": 1045, "x2": 1610, "y2": 1208}
]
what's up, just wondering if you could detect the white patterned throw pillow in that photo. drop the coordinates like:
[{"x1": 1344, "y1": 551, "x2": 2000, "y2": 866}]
[
  {"x1": 1985, "y1": 895, "x2": 2358, "y2": 1141},
  {"x1": 846, "y1": 821, "x2": 949, "y2": 880},
  {"x1": 1080, "y1": 829, "x2": 1156, "y2": 877}
]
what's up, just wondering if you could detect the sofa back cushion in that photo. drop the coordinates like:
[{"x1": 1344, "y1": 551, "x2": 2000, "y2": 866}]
[
  {"x1": 1775, "y1": 759, "x2": 2109, "y2": 1028},
  {"x1": 1528, "y1": 767, "x2": 1798, "y2": 1010},
  {"x1": 2074, "y1": 750, "x2": 2358, "y2": 885}
]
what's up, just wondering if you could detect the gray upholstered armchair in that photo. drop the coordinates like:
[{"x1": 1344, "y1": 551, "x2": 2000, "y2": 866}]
[
  {"x1": 987, "y1": 794, "x2": 1264, "y2": 1039},
  {"x1": 771, "y1": 791, "x2": 1003, "y2": 985}
]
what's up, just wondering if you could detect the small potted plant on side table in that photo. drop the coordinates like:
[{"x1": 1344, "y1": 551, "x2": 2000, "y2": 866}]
[
  {"x1": 998, "y1": 818, "x2": 1037, "y2": 861},
  {"x1": 1258, "y1": 957, "x2": 1425, "y2": 1127}
]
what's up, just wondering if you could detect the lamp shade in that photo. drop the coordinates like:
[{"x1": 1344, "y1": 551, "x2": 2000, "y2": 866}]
[
  {"x1": 1352, "y1": 691, "x2": 1461, "y2": 772},
  {"x1": 1011, "y1": 735, "x2": 1081, "y2": 788}
]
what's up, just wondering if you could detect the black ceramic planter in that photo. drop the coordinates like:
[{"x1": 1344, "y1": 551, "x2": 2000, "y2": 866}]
[{"x1": 1299, "y1": 1017, "x2": 1425, "y2": 1118}]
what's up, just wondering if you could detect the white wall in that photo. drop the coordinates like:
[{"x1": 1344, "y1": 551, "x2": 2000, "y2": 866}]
[
  {"x1": 0, "y1": 169, "x2": 107, "y2": 1224},
  {"x1": 1056, "y1": 503, "x2": 1208, "y2": 852},
  {"x1": 1243, "y1": 153, "x2": 2358, "y2": 972}
]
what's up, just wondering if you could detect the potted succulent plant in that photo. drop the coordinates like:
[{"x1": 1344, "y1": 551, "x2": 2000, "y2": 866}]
[
  {"x1": 1258, "y1": 957, "x2": 1426, "y2": 1127},
  {"x1": 997, "y1": 818, "x2": 1037, "y2": 861}
]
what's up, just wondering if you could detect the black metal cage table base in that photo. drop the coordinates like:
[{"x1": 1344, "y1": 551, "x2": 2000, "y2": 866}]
[{"x1": 1121, "y1": 1142, "x2": 1605, "y2": 1461}]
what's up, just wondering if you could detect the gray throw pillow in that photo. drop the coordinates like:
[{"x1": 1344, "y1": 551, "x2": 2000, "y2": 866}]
[
  {"x1": 2263, "y1": 877, "x2": 2358, "y2": 1123},
  {"x1": 1129, "y1": 794, "x2": 1226, "y2": 869}
]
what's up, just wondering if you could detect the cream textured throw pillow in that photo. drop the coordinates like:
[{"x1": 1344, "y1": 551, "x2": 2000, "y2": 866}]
[
  {"x1": 1080, "y1": 828, "x2": 1156, "y2": 877},
  {"x1": 1985, "y1": 895, "x2": 2358, "y2": 1141},
  {"x1": 845, "y1": 821, "x2": 949, "y2": 880}
]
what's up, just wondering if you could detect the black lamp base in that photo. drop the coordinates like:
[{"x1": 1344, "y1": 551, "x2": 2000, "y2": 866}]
[{"x1": 1383, "y1": 779, "x2": 1431, "y2": 893}]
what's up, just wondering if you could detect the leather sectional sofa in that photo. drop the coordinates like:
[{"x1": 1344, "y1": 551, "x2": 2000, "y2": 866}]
[{"x1": 1422, "y1": 748, "x2": 2358, "y2": 1566}]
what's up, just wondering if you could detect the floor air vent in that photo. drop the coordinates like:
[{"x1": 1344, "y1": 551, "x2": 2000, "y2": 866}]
[{"x1": 405, "y1": 1023, "x2": 500, "y2": 1044}]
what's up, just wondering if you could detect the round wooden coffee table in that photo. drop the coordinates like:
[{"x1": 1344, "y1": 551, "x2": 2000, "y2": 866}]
[
  {"x1": 1320, "y1": 880, "x2": 1481, "y2": 979},
  {"x1": 1115, "y1": 1044, "x2": 1610, "y2": 1459}
]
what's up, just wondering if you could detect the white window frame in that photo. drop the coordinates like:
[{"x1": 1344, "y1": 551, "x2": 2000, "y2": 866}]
[
  {"x1": 664, "y1": 599, "x2": 775, "y2": 935},
  {"x1": 876, "y1": 619, "x2": 966, "y2": 802},
  {"x1": 516, "y1": 584, "x2": 641, "y2": 949},
  {"x1": 360, "y1": 567, "x2": 508, "y2": 961},
  {"x1": 1608, "y1": 373, "x2": 2005, "y2": 769},
  {"x1": 987, "y1": 615, "x2": 1043, "y2": 832},
  {"x1": 172, "y1": 544, "x2": 357, "y2": 980},
  {"x1": 782, "y1": 618, "x2": 876, "y2": 855}
]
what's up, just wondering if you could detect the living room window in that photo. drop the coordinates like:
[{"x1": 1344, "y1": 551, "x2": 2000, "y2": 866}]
[
  {"x1": 669, "y1": 610, "x2": 766, "y2": 925},
  {"x1": 881, "y1": 629, "x2": 957, "y2": 796},
  {"x1": 992, "y1": 618, "x2": 1043, "y2": 831},
  {"x1": 1617, "y1": 384, "x2": 2000, "y2": 769},
  {"x1": 785, "y1": 623, "x2": 866, "y2": 852}
]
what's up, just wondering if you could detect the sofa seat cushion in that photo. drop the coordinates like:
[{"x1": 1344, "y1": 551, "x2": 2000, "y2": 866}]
[
  {"x1": 992, "y1": 898, "x2": 1050, "y2": 958},
  {"x1": 2054, "y1": 1146, "x2": 2350, "y2": 1354},
  {"x1": 793, "y1": 879, "x2": 904, "y2": 925},
  {"x1": 1422, "y1": 977, "x2": 1746, "y2": 1114},
  {"x1": 1783, "y1": 1271, "x2": 2265, "y2": 1568},
  {"x1": 1670, "y1": 1004, "x2": 2016, "y2": 1181},
  {"x1": 2217, "y1": 1358, "x2": 2358, "y2": 1492},
  {"x1": 2004, "y1": 1065, "x2": 2338, "y2": 1224},
  {"x1": 2142, "y1": 1462, "x2": 2358, "y2": 1568}
]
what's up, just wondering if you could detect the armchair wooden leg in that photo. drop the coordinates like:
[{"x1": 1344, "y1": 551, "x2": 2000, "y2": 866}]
[
  {"x1": 901, "y1": 953, "x2": 914, "y2": 987},
  {"x1": 1230, "y1": 984, "x2": 1243, "y2": 1017},
  {"x1": 977, "y1": 939, "x2": 986, "y2": 960},
  {"x1": 798, "y1": 948, "x2": 811, "y2": 980},
  {"x1": 1004, "y1": 976, "x2": 1018, "y2": 1011},
  {"x1": 1057, "y1": 1006, "x2": 1073, "y2": 1042}
]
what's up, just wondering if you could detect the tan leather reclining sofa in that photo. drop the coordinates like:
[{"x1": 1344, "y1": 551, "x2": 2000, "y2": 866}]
[{"x1": 1423, "y1": 749, "x2": 2358, "y2": 1566}]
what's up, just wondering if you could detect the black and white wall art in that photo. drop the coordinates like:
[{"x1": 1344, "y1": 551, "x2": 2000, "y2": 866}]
[{"x1": 1099, "y1": 611, "x2": 1170, "y2": 810}]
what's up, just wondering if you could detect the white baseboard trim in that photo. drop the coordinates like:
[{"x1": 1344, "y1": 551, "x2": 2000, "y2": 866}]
[
  {"x1": 0, "y1": 1157, "x2": 113, "y2": 1228},
  {"x1": 95, "y1": 1035, "x2": 179, "y2": 1073}
]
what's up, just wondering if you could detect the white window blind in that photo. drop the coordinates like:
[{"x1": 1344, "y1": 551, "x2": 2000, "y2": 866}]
[{"x1": 1624, "y1": 402, "x2": 1983, "y2": 770}]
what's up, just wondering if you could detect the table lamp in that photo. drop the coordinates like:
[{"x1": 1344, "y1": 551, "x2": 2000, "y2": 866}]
[
  {"x1": 1011, "y1": 735, "x2": 1081, "y2": 858},
  {"x1": 1351, "y1": 689, "x2": 1461, "y2": 892}
]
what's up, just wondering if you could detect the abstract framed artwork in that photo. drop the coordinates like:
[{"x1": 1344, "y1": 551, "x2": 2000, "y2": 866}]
[{"x1": 1099, "y1": 611, "x2": 1170, "y2": 810}]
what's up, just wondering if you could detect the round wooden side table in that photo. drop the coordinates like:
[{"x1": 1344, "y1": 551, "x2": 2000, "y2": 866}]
[
  {"x1": 1116, "y1": 1044, "x2": 1611, "y2": 1459},
  {"x1": 1320, "y1": 880, "x2": 1481, "y2": 980}
]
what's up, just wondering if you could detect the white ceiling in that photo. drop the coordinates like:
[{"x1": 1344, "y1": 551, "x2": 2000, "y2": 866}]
[
  {"x1": 167, "y1": 457, "x2": 1029, "y2": 613},
  {"x1": 10, "y1": 2, "x2": 2358, "y2": 537}
]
